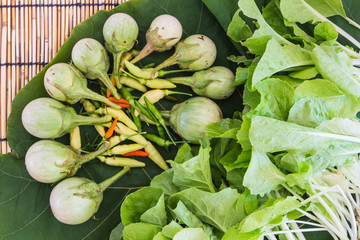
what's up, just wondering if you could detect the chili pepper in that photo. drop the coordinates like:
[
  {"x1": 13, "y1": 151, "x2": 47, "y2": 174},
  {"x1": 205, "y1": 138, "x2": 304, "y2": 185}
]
[
  {"x1": 90, "y1": 99, "x2": 101, "y2": 109},
  {"x1": 130, "y1": 106, "x2": 142, "y2": 132},
  {"x1": 105, "y1": 143, "x2": 144, "y2": 155},
  {"x1": 81, "y1": 99, "x2": 105, "y2": 137},
  {"x1": 135, "y1": 100, "x2": 166, "y2": 139},
  {"x1": 119, "y1": 85, "x2": 135, "y2": 107},
  {"x1": 134, "y1": 89, "x2": 191, "y2": 117},
  {"x1": 122, "y1": 150, "x2": 149, "y2": 157},
  {"x1": 117, "y1": 76, "x2": 147, "y2": 93},
  {"x1": 144, "y1": 96, "x2": 175, "y2": 144},
  {"x1": 115, "y1": 122, "x2": 148, "y2": 146},
  {"x1": 134, "y1": 100, "x2": 156, "y2": 122},
  {"x1": 94, "y1": 107, "x2": 138, "y2": 131},
  {"x1": 106, "y1": 75, "x2": 117, "y2": 98},
  {"x1": 69, "y1": 126, "x2": 81, "y2": 151},
  {"x1": 120, "y1": 103, "x2": 131, "y2": 108},
  {"x1": 108, "y1": 132, "x2": 146, "y2": 148},
  {"x1": 119, "y1": 52, "x2": 134, "y2": 70},
  {"x1": 106, "y1": 97, "x2": 131, "y2": 108},
  {"x1": 107, "y1": 96, "x2": 130, "y2": 104},
  {"x1": 98, "y1": 155, "x2": 145, "y2": 168},
  {"x1": 105, "y1": 116, "x2": 118, "y2": 139},
  {"x1": 142, "y1": 63, "x2": 156, "y2": 68},
  {"x1": 153, "y1": 118, "x2": 167, "y2": 140},
  {"x1": 119, "y1": 86, "x2": 144, "y2": 131},
  {"x1": 124, "y1": 60, "x2": 155, "y2": 79},
  {"x1": 144, "y1": 141, "x2": 168, "y2": 170},
  {"x1": 144, "y1": 133, "x2": 186, "y2": 147},
  {"x1": 122, "y1": 64, "x2": 176, "y2": 88}
]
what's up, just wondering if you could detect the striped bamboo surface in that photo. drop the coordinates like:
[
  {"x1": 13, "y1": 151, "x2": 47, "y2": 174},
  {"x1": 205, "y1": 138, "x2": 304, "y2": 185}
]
[{"x1": 0, "y1": 0, "x2": 128, "y2": 154}]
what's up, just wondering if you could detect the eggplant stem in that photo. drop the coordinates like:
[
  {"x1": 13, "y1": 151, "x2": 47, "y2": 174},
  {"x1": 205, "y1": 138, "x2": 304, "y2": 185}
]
[
  {"x1": 81, "y1": 88, "x2": 121, "y2": 109},
  {"x1": 97, "y1": 70, "x2": 121, "y2": 100},
  {"x1": 151, "y1": 53, "x2": 179, "y2": 78},
  {"x1": 73, "y1": 114, "x2": 112, "y2": 126},
  {"x1": 160, "y1": 110, "x2": 171, "y2": 119},
  {"x1": 158, "y1": 68, "x2": 191, "y2": 77},
  {"x1": 79, "y1": 141, "x2": 110, "y2": 165},
  {"x1": 98, "y1": 166, "x2": 130, "y2": 191},
  {"x1": 131, "y1": 42, "x2": 155, "y2": 64}
]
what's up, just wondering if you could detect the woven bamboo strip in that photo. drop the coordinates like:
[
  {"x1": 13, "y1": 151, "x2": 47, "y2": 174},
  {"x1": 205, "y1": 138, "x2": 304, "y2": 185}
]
[
  {"x1": 11, "y1": 2, "x2": 16, "y2": 103},
  {"x1": 20, "y1": 0, "x2": 25, "y2": 89},
  {"x1": 0, "y1": 0, "x2": 127, "y2": 154},
  {"x1": 1, "y1": 3, "x2": 7, "y2": 153},
  {"x1": 24, "y1": 0, "x2": 29, "y2": 85},
  {"x1": 31, "y1": 3, "x2": 36, "y2": 80},
  {"x1": 6, "y1": 2, "x2": 11, "y2": 153},
  {"x1": 64, "y1": 0, "x2": 69, "y2": 40}
]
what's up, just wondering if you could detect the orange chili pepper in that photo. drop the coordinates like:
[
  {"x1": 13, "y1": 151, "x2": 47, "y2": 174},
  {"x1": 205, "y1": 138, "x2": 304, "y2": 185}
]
[
  {"x1": 107, "y1": 96, "x2": 131, "y2": 108},
  {"x1": 106, "y1": 76, "x2": 117, "y2": 98},
  {"x1": 108, "y1": 96, "x2": 130, "y2": 105},
  {"x1": 119, "y1": 103, "x2": 131, "y2": 108},
  {"x1": 105, "y1": 116, "x2": 119, "y2": 139},
  {"x1": 122, "y1": 150, "x2": 149, "y2": 157}
]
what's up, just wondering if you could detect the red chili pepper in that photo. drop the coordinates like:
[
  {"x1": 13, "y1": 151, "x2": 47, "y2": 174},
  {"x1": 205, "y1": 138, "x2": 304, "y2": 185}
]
[
  {"x1": 108, "y1": 96, "x2": 130, "y2": 105},
  {"x1": 122, "y1": 150, "x2": 149, "y2": 157},
  {"x1": 105, "y1": 116, "x2": 119, "y2": 139}
]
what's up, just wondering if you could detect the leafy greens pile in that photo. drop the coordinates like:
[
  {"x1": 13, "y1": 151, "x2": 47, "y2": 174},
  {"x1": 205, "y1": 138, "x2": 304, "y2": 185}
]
[{"x1": 115, "y1": 0, "x2": 360, "y2": 239}]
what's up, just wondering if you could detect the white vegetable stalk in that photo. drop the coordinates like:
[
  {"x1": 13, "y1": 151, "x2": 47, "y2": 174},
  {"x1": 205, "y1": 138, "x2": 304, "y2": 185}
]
[{"x1": 287, "y1": 171, "x2": 360, "y2": 240}]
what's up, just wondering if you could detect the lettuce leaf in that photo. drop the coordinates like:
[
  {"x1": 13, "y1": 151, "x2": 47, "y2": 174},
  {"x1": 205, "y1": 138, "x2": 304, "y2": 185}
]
[
  {"x1": 249, "y1": 115, "x2": 360, "y2": 154},
  {"x1": 120, "y1": 187, "x2": 165, "y2": 226},
  {"x1": 243, "y1": 150, "x2": 286, "y2": 196},
  {"x1": 252, "y1": 78, "x2": 295, "y2": 120},
  {"x1": 251, "y1": 39, "x2": 313, "y2": 88},
  {"x1": 239, "y1": 196, "x2": 301, "y2": 233},
  {"x1": 168, "y1": 188, "x2": 244, "y2": 232},
  {"x1": 311, "y1": 45, "x2": 360, "y2": 97},
  {"x1": 122, "y1": 222, "x2": 162, "y2": 240},
  {"x1": 168, "y1": 140, "x2": 216, "y2": 193},
  {"x1": 237, "y1": 0, "x2": 291, "y2": 55}
]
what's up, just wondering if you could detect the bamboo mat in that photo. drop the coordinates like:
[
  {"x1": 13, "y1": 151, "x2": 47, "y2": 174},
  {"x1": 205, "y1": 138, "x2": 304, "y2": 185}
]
[{"x1": 0, "y1": 0, "x2": 128, "y2": 154}]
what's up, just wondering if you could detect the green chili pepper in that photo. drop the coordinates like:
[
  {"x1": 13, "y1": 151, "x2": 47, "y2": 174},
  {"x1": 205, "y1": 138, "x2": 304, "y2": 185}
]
[
  {"x1": 144, "y1": 96, "x2": 175, "y2": 144},
  {"x1": 144, "y1": 133, "x2": 186, "y2": 147}
]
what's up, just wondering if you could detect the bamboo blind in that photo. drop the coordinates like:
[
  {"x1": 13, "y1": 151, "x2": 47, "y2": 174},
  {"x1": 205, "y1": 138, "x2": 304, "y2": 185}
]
[{"x1": 0, "y1": 0, "x2": 128, "y2": 154}]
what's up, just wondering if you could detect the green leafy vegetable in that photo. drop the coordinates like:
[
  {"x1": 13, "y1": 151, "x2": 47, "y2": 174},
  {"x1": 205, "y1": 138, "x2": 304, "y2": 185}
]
[
  {"x1": 205, "y1": 118, "x2": 242, "y2": 139},
  {"x1": 252, "y1": 78, "x2": 295, "y2": 120},
  {"x1": 236, "y1": 0, "x2": 292, "y2": 55},
  {"x1": 122, "y1": 222, "x2": 162, "y2": 240},
  {"x1": 311, "y1": 45, "x2": 360, "y2": 97},
  {"x1": 121, "y1": 187, "x2": 165, "y2": 226},
  {"x1": 251, "y1": 39, "x2": 312, "y2": 88},
  {"x1": 249, "y1": 115, "x2": 360, "y2": 154},
  {"x1": 243, "y1": 150, "x2": 286, "y2": 196},
  {"x1": 168, "y1": 140, "x2": 216, "y2": 193},
  {"x1": 168, "y1": 188, "x2": 243, "y2": 232}
]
